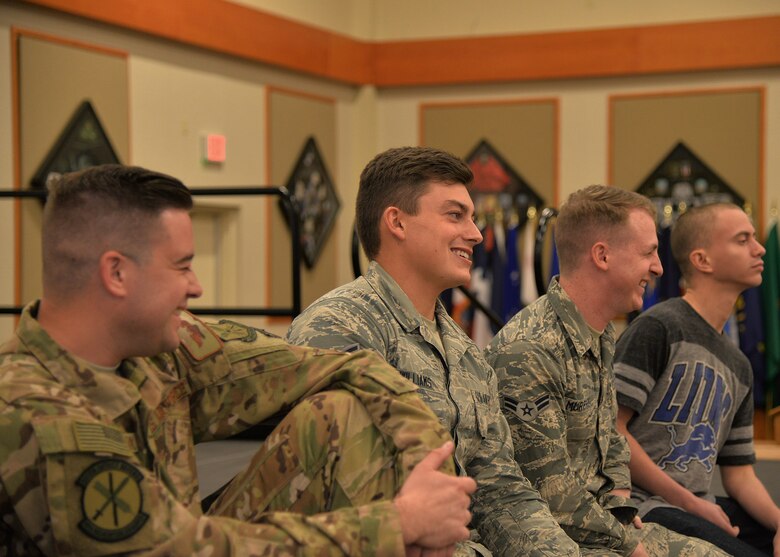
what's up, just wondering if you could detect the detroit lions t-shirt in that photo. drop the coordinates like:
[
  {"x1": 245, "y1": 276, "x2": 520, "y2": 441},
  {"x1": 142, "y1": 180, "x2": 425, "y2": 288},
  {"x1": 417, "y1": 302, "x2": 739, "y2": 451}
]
[{"x1": 614, "y1": 298, "x2": 755, "y2": 513}]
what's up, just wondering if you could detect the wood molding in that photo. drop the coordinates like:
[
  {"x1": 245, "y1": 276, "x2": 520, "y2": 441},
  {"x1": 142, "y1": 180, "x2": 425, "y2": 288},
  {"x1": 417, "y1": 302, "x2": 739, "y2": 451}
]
[
  {"x1": 21, "y1": 0, "x2": 373, "y2": 85},
  {"x1": 18, "y1": 1, "x2": 780, "y2": 86},
  {"x1": 375, "y1": 17, "x2": 780, "y2": 86}
]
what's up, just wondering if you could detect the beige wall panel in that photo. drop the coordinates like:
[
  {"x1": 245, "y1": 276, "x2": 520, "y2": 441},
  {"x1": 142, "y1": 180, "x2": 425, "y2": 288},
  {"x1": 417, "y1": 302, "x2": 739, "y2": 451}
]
[
  {"x1": 377, "y1": 68, "x2": 779, "y2": 222},
  {"x1": 335, "y1": 85, "x2": 378, "y2": 285},
  {"x1": 421, "y1": 101, "x2": 557, "y2": 207},
  {"x1": 0, "y1": 25, "x2": 14, "y2": 339},
  {"x1": 373, "y1": 0, "x2": 780, "y2": 40},
  {"x1": 18, "y1": 34, "x2": 129, "y2": 305},
  {"x1": 230, "y1": 0, "x2": 779, "y2": 41},
  {"x1": 268, "y1": 89, "x2": 339, "y2": 312},
  {"x1": 229, "y1": 0, "x2": 374, "y2": 40},
  {"x1": 130, "y1": 56, "x2": 266, "y2": 321},
  {"x1": 611, "y1": 90, "x2": 761, "y2": 216}
]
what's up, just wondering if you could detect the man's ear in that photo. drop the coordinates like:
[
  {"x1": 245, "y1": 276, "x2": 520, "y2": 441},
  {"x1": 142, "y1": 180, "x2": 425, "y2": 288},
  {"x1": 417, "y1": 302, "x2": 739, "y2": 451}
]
[
  {"x1": 99, "y1": 251, "x2": 131, "y2": 298},
  {"x1": 591, "y1": 242, "x2": 609, "y2": 271},
  {"x1": 382, "y1": 206, "x2": 406, "y2": 241},
  {"x1": 689, "y1": 249, "x2": 712, "y2": 274}
]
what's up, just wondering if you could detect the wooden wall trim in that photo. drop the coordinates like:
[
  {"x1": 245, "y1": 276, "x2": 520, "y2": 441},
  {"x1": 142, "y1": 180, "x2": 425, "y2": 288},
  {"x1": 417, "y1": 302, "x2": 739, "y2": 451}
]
[
  {"x1": 21, "y1": 0, "x2": 373, "y2": 85},
  {"x1": 18, "y1": 1, "x2": 780, "y2": 86},
  {"x1": 375, "y1": 16, "x2": 780, "y2": 86}
]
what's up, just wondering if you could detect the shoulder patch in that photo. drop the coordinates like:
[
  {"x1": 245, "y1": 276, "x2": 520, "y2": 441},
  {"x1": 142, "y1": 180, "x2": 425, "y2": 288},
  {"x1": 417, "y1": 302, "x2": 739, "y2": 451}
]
[
  {"x1": 177, "y1": 312, "x2": 222, "y2": 362},
  {"x1": 213, "y1": 319, "x2": 279, "y2": 342},
  {"x1": 77, "y1": 459, "x2": 148, "y2": 542},
  {"x1": 503, "y1": 393, "x2": 550, "y2": 422}
]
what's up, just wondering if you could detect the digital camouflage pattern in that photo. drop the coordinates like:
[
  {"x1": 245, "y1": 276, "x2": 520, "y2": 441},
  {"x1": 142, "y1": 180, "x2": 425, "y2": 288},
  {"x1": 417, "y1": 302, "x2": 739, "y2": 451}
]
[
  {"x1": 287, "y1": 261, "x2": 579, "y2": 557},
  {"x1": 0, "y1": 301, "x2": 454, "y2": 556},
  {"x1": 485, "y1": 278, "x2": 728, "y2": 557}
]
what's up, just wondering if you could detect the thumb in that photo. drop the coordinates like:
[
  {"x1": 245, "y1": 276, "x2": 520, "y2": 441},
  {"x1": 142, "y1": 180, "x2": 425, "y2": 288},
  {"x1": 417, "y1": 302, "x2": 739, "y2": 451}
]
[{"x1": 419, "y1": 441, "x2": 455, "y2": 471}]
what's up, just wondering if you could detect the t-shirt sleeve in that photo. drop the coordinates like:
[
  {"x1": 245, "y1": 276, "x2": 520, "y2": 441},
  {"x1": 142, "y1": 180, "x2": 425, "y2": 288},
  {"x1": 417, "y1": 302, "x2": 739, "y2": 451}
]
[
  {"x1": 614, "y1": 315, "x2": 669, "y2": 414},
  {"x1": 718, "y1": 376, "x2": 757, "y2": 466}
]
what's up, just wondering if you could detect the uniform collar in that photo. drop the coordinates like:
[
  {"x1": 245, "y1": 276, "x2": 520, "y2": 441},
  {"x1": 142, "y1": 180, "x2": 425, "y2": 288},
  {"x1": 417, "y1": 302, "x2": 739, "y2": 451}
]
[
  {"x1": 365, "y1": 261, "x2": 427, "y2": 334},
  {"x1": 15, "y1": 301, "x2": 142, "y2": 420},
  {"x1": 547, "y1": 278, "x2": 615, "y2": 363},
  {"x1": 364, "y1": 262, "x2": 469, "y2": 364}
]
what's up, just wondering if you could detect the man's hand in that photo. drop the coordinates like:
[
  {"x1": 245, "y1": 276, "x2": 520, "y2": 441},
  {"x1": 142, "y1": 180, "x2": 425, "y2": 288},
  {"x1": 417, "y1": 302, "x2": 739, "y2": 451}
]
[
  {"x1": 630, "y1": 541, "x2": 649, "y2": 557},
  {"x1": 395, "y1": 441, "x2": 476, "y2": 550},
  {"x1": 685, "y1": 496, "x2": 739, "y2": 536}
]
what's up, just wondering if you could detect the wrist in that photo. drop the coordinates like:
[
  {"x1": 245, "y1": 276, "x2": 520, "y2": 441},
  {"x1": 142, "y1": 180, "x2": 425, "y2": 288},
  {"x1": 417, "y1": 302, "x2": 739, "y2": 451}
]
[
  {"x1": 667, "y1": 489, "x2": 698, "y2": 510},
  {"x1": 393, "y1": 496, "x2": 418, "y2": 545}
]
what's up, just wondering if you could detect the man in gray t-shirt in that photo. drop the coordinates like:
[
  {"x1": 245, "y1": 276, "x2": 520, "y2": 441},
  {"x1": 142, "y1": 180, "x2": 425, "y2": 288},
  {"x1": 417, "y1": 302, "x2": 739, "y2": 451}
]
[{"x1": 615, "y1": 203, "x2": 779, "y2": 556}]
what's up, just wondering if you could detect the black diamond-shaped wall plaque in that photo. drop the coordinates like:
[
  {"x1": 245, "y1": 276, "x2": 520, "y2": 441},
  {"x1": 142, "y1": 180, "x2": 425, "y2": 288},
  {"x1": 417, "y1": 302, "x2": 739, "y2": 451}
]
[
  {"x1": 282, "y1": 137, "x2": 341, "y2": 268},
  {"x1": 635, "y1": 141, "x2": 745, "y2": 218},
  {"x1": 31, "y1": 100, "x2": 121, "y2": 190},
  {"x1": 465, "y1": 139, "x2": 545, "y2": 211}
]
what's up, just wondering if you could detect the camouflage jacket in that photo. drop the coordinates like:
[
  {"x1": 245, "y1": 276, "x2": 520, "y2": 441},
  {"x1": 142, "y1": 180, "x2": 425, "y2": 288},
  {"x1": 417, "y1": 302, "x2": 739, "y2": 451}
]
[
  {"x1": 287, "y1": 262, "x2": 579, "y2": 557},
  {"x1": 0, "y1": 302, "x2": 451, "y2": 557},
  {"x1": 485, "y1": 278, "x2": 638, "y2": 556}
]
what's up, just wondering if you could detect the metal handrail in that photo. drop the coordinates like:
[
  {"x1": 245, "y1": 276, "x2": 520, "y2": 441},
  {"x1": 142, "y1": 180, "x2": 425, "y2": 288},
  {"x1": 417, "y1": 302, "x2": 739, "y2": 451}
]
[
  {"x1": 534, "y1": 207, "x2": 558, "y2": 296},
  {"x1": 0, "y1": 186, "x2": 302, "y2": 318}
]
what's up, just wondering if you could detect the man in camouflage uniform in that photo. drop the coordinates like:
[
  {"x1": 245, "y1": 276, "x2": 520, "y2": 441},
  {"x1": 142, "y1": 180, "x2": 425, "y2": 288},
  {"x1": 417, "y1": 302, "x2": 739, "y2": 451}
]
[
  {"x1": 0, "y1": 164, "x2": 476, "y2": 556},
  {"x1": 485, "y1": 185, "x2": 728, "y2": 556},
  {"x1": 287, "y1": 146, "x2": 578, "y2": 557}
]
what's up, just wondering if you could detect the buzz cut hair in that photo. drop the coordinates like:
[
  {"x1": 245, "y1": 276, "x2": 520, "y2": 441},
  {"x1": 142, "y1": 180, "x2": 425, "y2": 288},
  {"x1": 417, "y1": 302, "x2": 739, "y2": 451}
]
[{"x1": 671, "y1": 202, "x2": 741, "y2": 279}]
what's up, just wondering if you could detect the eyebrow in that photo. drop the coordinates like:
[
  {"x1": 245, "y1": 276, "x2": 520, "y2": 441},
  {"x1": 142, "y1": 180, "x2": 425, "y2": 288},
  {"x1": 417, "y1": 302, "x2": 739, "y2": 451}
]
[
  {"x1": 442, "y1": 200, "x2": 472, "y2": 213},
  {"x1": 175, "y1": 254, "x2": 195, "y2": 265}
]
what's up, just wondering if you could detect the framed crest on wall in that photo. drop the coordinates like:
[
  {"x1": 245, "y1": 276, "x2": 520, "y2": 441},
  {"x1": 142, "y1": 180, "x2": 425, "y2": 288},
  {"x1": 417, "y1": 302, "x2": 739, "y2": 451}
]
[
  {"x1": 636, "y1": 141, "x2": 745, "y2": 221},
  {"x1": 465, "y1": 139, "x2": 545, "y2": 211},
  {"x1": 281, "y1": 137, "x2": 341, "y2": 268},
  {"x1": 31, "y1": 100, "x2": 121, "y2": 190}
]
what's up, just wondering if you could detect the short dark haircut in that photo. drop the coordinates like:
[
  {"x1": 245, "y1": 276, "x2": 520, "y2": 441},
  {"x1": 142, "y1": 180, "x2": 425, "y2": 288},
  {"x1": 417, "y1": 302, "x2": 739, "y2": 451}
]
[
  {"x1": 556, "y1": 185, "x2": 656, "y2": 273},
  {"x1": 42, "y1": 164, "x2": 193, "y2": 296},
  {"x1": 671, "y1": 202, "x2": 740, "y2": 278},
  {"x1": 356, "y1": 146, "x2": 473, "y2": 259}
]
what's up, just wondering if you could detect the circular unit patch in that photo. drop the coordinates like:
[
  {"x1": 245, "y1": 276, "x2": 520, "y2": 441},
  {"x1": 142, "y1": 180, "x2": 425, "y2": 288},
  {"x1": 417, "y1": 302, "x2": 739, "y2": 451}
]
[{"x1": 77, "y1": 459, "x2": 148, "y2": 542}]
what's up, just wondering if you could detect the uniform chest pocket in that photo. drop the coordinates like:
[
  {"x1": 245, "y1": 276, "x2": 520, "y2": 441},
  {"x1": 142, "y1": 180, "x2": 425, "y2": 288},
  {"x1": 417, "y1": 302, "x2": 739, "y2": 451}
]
[{"x1": 565, "y1": 395, "x2": 598, "y2": 441}]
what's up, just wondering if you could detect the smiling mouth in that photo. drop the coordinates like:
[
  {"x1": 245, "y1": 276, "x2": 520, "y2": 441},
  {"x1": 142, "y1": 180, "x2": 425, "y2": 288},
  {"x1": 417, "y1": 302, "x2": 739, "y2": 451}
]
[{"x1": 452, "y1": 249, "x2": 472, "y2": 261}]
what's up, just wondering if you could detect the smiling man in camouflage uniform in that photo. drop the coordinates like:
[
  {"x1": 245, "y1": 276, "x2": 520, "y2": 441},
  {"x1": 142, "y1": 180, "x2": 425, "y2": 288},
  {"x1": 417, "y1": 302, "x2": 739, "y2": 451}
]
[
  {"x1": 0, "y1": 164, "x2": 477, "y2": 556},
  {"x1": 485, "y1": 185, "x2": 728, "y2": 557},
  {"x1": 287, "y1": 146, "x2": 578, "y2": 557}
]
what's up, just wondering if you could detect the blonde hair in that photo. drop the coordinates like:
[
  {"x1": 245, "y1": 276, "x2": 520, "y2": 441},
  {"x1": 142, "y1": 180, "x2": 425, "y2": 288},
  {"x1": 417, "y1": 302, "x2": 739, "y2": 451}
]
[{"x1": 555, "y1": 185, "x2": 656, "y2": 273}]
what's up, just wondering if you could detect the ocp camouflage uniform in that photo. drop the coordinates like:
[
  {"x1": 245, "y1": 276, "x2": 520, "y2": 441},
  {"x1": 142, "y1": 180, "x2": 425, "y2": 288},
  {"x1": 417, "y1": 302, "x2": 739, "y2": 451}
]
[
  {"x1": 287, "y1": 261, "x2": 579, "y2": 557},
  {"x1": 0, "y1": 301, "x2": 454, "y2": 556},
  {"x1": 485, "y1": 278, "x2": 728, "y2": 557}
]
